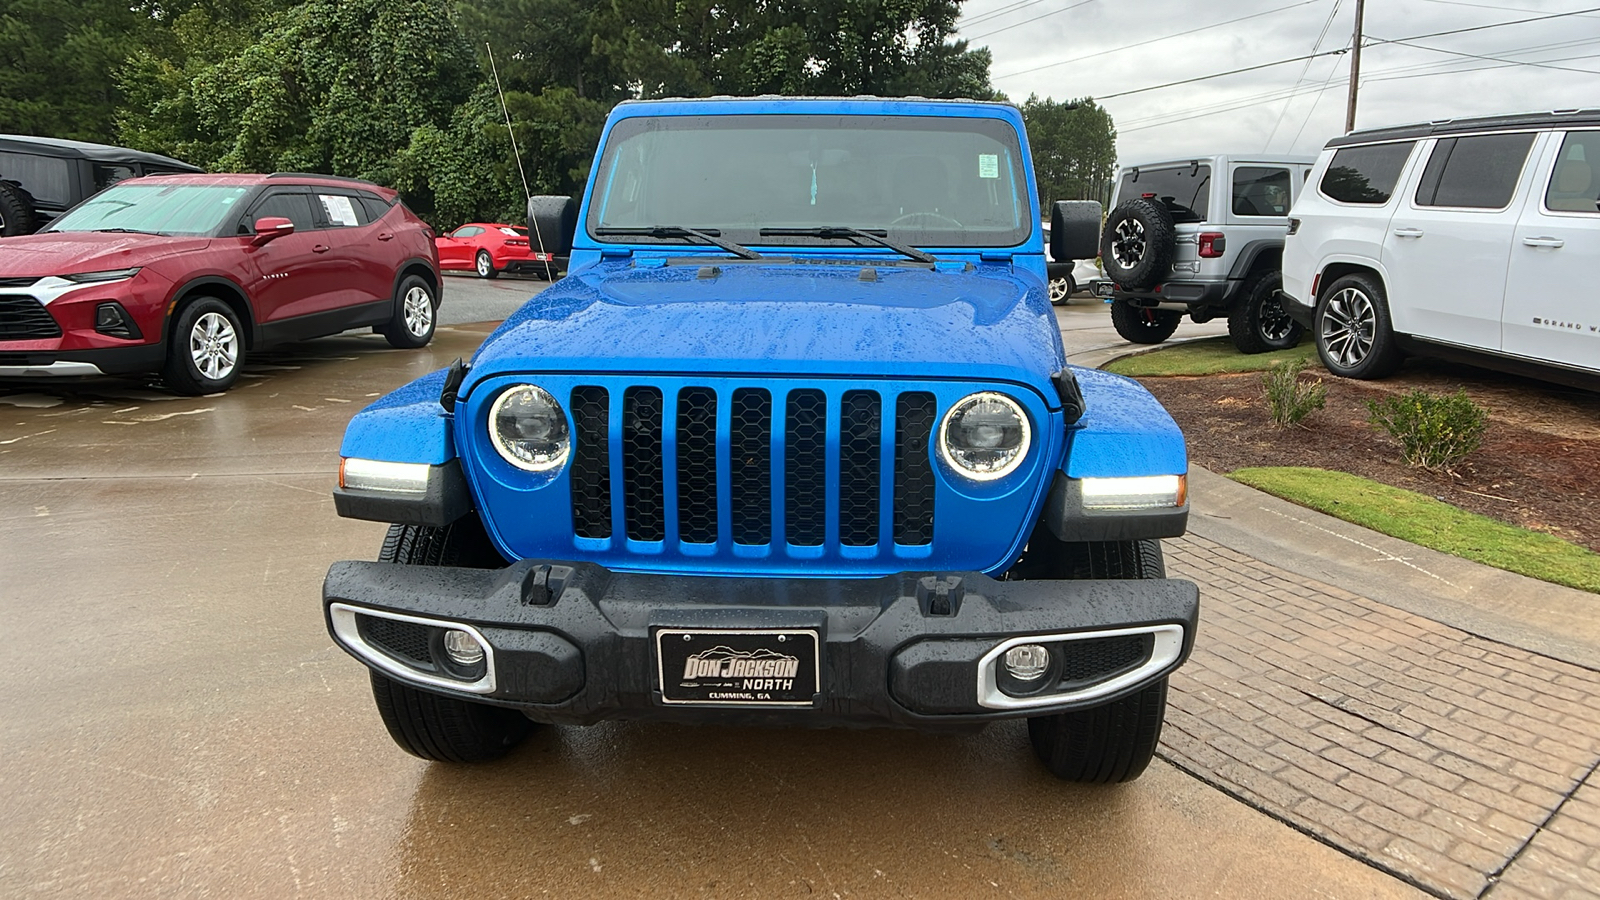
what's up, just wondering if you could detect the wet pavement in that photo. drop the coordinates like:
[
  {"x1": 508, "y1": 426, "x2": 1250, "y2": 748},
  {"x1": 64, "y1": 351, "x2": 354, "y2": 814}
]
[{"x1": 0, "y1": 297, "x2": 1593, "y2": 898}]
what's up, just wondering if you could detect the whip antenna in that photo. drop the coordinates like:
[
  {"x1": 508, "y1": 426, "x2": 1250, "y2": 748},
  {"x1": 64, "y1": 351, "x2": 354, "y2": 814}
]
[{"x1": 487, "y1": 41, "x2": 554, "y2": 279}]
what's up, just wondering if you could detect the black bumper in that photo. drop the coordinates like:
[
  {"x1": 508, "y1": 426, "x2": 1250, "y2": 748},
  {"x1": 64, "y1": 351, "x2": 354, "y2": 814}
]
[
  {"x1": 323, "y1": 559, "x2": 1199, "y2": 729},
  {"x1": 1097, "y1": 279, "x2": 1239, "y2": 309}
]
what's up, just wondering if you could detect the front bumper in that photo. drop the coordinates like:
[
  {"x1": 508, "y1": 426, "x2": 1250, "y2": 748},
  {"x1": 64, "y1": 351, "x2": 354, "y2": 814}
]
[{"x1": 323, "y1": 559, "x2": 1199, "y2": 728}]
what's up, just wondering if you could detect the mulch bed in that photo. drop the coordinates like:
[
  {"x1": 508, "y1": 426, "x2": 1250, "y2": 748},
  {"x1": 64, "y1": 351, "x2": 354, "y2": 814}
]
[{"x1": 1133, "y1": 356, "x2": 1600, "y2": 554}]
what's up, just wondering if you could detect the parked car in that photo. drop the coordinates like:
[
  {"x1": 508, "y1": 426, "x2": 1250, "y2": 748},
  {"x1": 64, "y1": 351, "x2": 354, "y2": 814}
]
[
  {"x1": 435, "y1": 222, "x2": 561, "y2": 279},
  {"x1": 322, "y1": 96, "x2": 1199, "y2": 783},
  {"x1": 0, "y1": 172, "x2": 441, "y2": 394},
  {"x1": 0, "y1": 134, "x2": 201, "y2": 236},
  {"x1": 1282, "y1": 109, "x2": 1600, "y2": 388},
  {"x1": 1090, "y1": 153, "x2": 1315, "y2": 353},
  {"x1": 1041, "y1": 221, "x2": 1102, "y2": 304}
]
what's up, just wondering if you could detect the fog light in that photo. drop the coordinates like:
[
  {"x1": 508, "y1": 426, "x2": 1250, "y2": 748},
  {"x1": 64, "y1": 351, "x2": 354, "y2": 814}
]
[
  {"x1": 1004, "y1": 644, "x2": 1051, "y2": 682},
  {"x1": 443, "y1": 629, "x2": 485, "y2": 666}
]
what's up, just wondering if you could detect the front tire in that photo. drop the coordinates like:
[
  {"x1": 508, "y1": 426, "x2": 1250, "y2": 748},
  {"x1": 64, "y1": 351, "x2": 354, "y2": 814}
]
[
  {"x1": 1227, "y1": 270, "x2": 1302, "y2": 354},
  {"x1": 382, "y1": 274, "x2": 437, "y2": 349},
  {"x1": 1027, "y1": 539, "x2": 1170, "y2": 783},
  {"x1": 162, "y1": 297, "x2": 244, "y2": 395},
  {"x1": 369, "y1": 519, "x2": 532, "y2": 762},
  {"x1": 475, "y1": 250, "x2": 498, "y2": 279},
  {"x1": 1315, "y1": 273, "x2": 1404, "y2": 379},
  {"x1": 1110, "y1": 298, "x2": 1182, "y2": 344}
]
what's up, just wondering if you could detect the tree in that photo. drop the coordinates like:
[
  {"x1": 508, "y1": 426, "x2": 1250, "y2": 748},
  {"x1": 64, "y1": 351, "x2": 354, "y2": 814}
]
[
  {"x1": 1021, "y1": 95, "x2": 1117, "y2": 209},
  {"x1": 0, "y1": 0, "x2": 154, "y2": 141}
]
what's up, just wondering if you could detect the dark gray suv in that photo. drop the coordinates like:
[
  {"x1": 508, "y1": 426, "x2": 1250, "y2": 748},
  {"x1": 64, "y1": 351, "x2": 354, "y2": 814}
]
[{"x1": 0, "y1": 135, "x2": 200, "y2": 236}]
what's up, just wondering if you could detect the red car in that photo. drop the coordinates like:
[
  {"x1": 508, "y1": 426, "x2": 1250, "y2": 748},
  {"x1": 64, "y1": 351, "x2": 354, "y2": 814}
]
[
  {"x1": 435, "y1": 222, "x2": 559, "y2": 279},
  {"x1": 0, "y1": 172, "x2": 440, "y2": 394}
]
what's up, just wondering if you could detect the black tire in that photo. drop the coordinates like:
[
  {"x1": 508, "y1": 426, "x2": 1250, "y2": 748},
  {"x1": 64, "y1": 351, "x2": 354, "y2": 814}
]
[
  {"x1": 1099, "y1": 198, "x2": 1175, "y2": 290},
  {"x1": 0, "y1": 181, "x2": 37, "y2": 236},
  {"x1": 1110, "y1": 298, "x2": 1182, "y2": 344},
  {"x1": 1227, "y1": 270, "x2": 1302, "y2": 354},
  {"x1": 1314, "y1": 272, "x2": 1404, "y2": 379},
  {"x1": 474, "y1": 249, "x2": 498, "y2": 279},
  {"x1": 369, "y1": 518, "x2": 530, "y2": 763},
  {"x1": 1027, "y1": 538, "x2": 1169, "y2": 783},
  {"x1": 381, "y1": 273, "x2": 437, "y2": 349},
  {"x1": 162, "y1": 297, "x2": 244, "y2": 395}
]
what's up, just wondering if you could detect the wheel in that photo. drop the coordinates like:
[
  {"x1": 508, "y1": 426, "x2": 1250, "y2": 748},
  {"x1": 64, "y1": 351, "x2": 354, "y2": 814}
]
[
  {"x1": 1049, "y1": 276, "x2": 1071, "y2": 305},
  {"x1": 1099, "y1": 198, "x2": 1175, "y2": 290},
  {"x1": 369, "y1": 519, "x2": 531, "y2": 762},
  {"x1": 1315, "y1": 272, "x2": 1404, "y2": 379},
  {"x1": 381, "y1": 274, "x2": 437, "y2": 349},
  {"x1": 1026, "y1": 539, "x2": 1170, "y2": 783},
  {"x1": 474, "y1": 250, "x2": 498, "y2": 279},
  {"x1": 0, "y1": 181, "x2": 37, "y2": 236},
  {"x1": 162, "y1": 297, "x2": 243, "y2": 395},
  {"x1": 890, "y1": 211, "x2": 963, "y2": 228},
  {"x1": 1227, "y1": 270, "x2": 1302, "y2": 354},
  {"x1": 1110, "y1": 298, "x2": 1182, "y2": 344}
]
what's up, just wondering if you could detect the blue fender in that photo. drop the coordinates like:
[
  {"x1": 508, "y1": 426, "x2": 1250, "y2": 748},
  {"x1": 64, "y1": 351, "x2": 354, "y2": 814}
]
[
  {"x1": 1062, "y1": 368, "x2": 1188, "y2": 477},
  {"x1": 339, "y1": 369, "x2": 455, "y2": 464}
]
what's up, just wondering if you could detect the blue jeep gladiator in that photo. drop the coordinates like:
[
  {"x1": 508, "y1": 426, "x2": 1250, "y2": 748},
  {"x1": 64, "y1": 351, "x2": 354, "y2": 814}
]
[{"x1": 323, "y1": 96, "x2": 1199, "y2": 783}]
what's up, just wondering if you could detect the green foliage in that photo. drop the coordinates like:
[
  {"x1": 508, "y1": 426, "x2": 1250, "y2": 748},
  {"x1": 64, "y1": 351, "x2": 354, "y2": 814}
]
[
  {"x1": 1020, "y1": 95, "x2": 1117, "y2": 208},
  {"x1": 1261, "y1": 357, "x2": 1327, "y2": 429},
  {"x1": 0, "y1": 0, "x2": 152, "y2": 141},
  {"x1": 1366, "y1": 389, "x2": 1489, "y2": 471},
  {"x1": 1105, "y1": 336, "x2": 1318, "y2": 377}
]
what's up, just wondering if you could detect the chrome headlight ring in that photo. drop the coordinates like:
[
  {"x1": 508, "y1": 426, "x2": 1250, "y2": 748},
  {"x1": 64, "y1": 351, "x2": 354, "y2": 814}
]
[
  {"x1": 488, "y1": 384, "x2": 571, "y2": 472},
  {"x1": 937, "y1": 391, "x2": 1032, "y2": 481}
]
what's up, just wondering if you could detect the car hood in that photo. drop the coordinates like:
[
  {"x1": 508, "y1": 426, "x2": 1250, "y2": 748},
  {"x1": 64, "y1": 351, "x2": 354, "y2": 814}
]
[
  {"x1": 464, "y1": 258, "x2": 1066, "y2": 399},
  {"x1": 0, "y1": 231, "x2": 212, "y2": 277}
]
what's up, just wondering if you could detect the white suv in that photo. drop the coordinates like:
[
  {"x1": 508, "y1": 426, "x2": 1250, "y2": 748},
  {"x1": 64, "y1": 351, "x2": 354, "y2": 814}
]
[
  {"x1": 1283, "y1": 110, "x2": 1600, "y2": 387},
  {"x1": 1091, "y1": 153, "x2": 1314, "y2": 353}
]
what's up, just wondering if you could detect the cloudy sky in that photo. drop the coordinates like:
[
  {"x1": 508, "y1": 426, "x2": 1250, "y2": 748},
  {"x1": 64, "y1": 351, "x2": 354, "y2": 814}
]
[{"x1": 956, "y1": 0, "x2": 1600, "y2": 165}]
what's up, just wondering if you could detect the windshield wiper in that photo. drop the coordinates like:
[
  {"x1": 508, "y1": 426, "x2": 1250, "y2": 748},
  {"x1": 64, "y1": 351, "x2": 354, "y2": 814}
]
[
  {"x1": 595, "y1": 225, "x2": 763, "y2": 260},
  {"x1": 90, "y1": 228, "x2": 159, "y2": 235},
  {"x1": 759, "y1": 226, "x2": 937, "y2": 264}
]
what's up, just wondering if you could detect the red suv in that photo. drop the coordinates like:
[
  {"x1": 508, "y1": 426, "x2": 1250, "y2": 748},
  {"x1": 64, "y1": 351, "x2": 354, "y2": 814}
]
[{"x1": 0, "y1": 172, "x2": 441, "y2": 394}]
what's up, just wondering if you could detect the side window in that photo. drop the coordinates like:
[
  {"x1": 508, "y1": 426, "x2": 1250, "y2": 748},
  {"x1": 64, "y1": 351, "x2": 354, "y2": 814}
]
[
  {"x1": 453, "y1": 225, "x2": 484, "y2": 238},
  {"x1": 1414, "y1": 133, "x2": 1535, "y2": 209},
  {"x1": 315, "y1": 192, "x2": 365, "y2": 227},
  {"x1": 357, "y1": 193, "x2": 392, "y2": 222},
  {"x1": 1545, "y1": 131, "x2": 1600, "y2": 214},
  {"x1": 246, "y1": 191, "x2": 317, "y2": 232},
  {"x1": 0, "y1": 151, "x2": 74, "y2": 206},
  {"x1": 1232, "y1": 166, "x2": 1291, "y2": 216},
  {"x1": 92, "y1": 164, "x2": 136, "y2": 191},
  {"x1": 1319, "y1": 142, "x2": 1415, "y2": 204}
]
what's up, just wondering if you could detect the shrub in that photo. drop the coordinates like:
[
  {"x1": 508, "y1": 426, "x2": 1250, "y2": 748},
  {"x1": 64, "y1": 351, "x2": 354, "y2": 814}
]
[
  {"x1": 1366, "y1": 389, "x2": 1488, "y2": 471},
  {"x1": 1262, "y1": 358, "x2": 1327, "y2": 428}
]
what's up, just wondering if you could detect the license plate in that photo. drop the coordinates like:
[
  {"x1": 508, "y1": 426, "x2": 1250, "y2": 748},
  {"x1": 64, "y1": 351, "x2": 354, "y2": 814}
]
[{"x1": 655, "y1": 628, "x2": 819, "y2": 706}]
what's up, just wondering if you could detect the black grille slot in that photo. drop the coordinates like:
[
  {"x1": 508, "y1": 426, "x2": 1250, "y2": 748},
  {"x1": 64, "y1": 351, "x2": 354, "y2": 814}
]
[
  {"x1": 0, "y1": 277, "x2": 39, "y2": 288},
  {"x1": 730, "y1": 388, "x2": 772, "y2": 544},
  {"x1": 623, "y1": 386, "x2": 666, "y2": 542},
  {"x1": 677, "y1": 387, "x2": 718, "y2": 543},
  {"x1": 358, "y1": 615, "x2": 435, "y2": 667},
  {"x1": 785, "y1": 389, "x2": 827, "y2": 546},
  {"x1": 893, "y1": 392, "x2": 937, "y2": 545},
  {"x1": 0, "y1": 353, "x2": 54, "y2": 366},
  {"x1": 1060, "y1": 634, "x2": 1152, "y2": 687},
  {"x1": 0, "y1": 296, "x2": 61, "y2": 338},
  {"x1": 839, "y1": 390, "x2": 881, "y2": 546},
  {"x1": 570, "y1": 386, "x2": 611, "y2": 539}
]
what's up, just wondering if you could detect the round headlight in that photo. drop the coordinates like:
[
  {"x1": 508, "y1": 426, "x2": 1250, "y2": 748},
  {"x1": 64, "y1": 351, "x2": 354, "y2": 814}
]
[
  {"x1": 489, "y1": 385, "x2": 570, "y2": 471},
  {"x1": 938, "y1": 392, "x2": 1030, "y2": 481}
]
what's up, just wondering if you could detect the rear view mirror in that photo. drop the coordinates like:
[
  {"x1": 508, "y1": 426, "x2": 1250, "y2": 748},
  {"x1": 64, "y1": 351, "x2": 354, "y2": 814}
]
[
  {"x1": 251, "y1": 216, "x2": 295, "y2": 246},
  {"x1": 526, "y1": 196, "x2": 578, "y2": 257},
  {"x1": 1050, "y1": 201, "x2": 1102, "y2": 261}
]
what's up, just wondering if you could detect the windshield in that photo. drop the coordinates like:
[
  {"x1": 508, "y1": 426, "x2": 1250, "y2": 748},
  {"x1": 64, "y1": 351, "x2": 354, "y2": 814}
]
[
  {"x1": 1119, "y1": 165, "x2": 1211, "y2": 223},
  {"x1": 48, "y1": 182, "x2": 249, "y2": 236},
  {"x1": 588, "y1": 114, "x2": 1031, "y2": 248}
]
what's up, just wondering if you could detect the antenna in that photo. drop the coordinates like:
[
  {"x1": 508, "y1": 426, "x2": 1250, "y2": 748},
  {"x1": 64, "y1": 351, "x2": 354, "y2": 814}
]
[{"x1": 487, "y1": 41, "x2": 555, "y2": 279}]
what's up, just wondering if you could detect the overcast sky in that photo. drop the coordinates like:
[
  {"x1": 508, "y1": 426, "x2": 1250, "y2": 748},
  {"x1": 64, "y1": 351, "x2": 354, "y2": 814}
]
[{"x1": 957, "y1": 0, "x2": 1600, "y2": 166}]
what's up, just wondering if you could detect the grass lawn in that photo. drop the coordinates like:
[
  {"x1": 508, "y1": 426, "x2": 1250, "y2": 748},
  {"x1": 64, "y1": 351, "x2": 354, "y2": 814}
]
[
  {"x1": 1105, "y1": 336, "x2": 1318, "y2": 377},
  {"x1": 1229, "y1": 466, "x2": 1600, "y2": 594}
]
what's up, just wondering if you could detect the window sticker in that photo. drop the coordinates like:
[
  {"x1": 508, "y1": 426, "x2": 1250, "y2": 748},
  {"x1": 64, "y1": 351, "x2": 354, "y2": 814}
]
[
  {"x1": 319, "y1": 194, "x2": 360, "y2": 227},
  {"x1": 978, "y1": 154, "x2": 1000, "y2": 179}
]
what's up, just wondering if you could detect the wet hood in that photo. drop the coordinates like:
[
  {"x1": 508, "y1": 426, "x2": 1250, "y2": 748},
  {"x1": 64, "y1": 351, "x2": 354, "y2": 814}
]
[
  {"x1": 464, "y1": 258, "x2": 1066, "y2": 399},
  {"x1": 0, "y1": 231, "x2": 211, "y2": 277}
]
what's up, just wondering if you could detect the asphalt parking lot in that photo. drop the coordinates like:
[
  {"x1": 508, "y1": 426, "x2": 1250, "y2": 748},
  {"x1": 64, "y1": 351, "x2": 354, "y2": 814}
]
[{"x1": 1, "y1": 286, "x2": 1595, "y2": 899}]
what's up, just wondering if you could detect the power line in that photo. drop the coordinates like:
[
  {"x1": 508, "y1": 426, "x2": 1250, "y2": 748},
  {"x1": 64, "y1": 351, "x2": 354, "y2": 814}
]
[
  {"x1": 1266, "y1": 0, "x2": 1344, "y2": 149},
  {"x1": 1416, "y1": 0, "x2": 1600, "y2": 19},
  {"x1": 965, "y1": 0, "x2": 1095, "y2": 41},
  {"x1": 1365, "y1": 4, "x2": 1600, "y2": 46},
  {"x1": 991, "y1": 0, "x2": 1320, "y2": 80},
  {"x1": 1378, "y1": 37, "x2": 1600, "y2": 75},
  {"x1": 959, "y1": 0, "x2": 1054, "y2": 29}
]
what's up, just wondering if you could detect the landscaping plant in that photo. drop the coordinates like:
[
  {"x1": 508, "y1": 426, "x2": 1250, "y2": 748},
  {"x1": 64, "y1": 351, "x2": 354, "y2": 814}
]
[
  {"x1": 1366, "y1": 389, "x2": 1488, "y2": 471},
  {"x1": 1262, "y1": 357, "x2": 1327, "y2": 428}
]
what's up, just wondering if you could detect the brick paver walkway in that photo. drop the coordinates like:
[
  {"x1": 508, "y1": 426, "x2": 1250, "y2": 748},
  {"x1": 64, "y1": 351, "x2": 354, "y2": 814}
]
[{"x1": 1161, "y1": 534, "x2": 1600, "y2": 900}]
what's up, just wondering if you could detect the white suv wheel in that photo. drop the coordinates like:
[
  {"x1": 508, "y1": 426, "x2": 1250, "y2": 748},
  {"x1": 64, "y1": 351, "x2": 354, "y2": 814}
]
[{"x1": 1320, "y1": 287, "x2": 1375, "y2": 368}]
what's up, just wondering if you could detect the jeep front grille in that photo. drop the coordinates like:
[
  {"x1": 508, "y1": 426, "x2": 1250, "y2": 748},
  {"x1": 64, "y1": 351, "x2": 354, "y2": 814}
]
[
  {"x1": 0, "y1": 295, "x2": 61, "y2": 338},
  {"x1": 569, "y1": 384, "x2": 937, "y2": 550}
]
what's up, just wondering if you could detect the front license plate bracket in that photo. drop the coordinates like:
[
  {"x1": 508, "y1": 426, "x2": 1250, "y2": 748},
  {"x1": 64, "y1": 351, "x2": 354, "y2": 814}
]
[{"x1": 654, "y1": 628, "x2": 820, "y2": 706}]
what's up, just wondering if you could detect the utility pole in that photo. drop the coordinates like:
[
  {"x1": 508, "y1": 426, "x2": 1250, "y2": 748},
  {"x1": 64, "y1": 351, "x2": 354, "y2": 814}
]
[{"x1": 1345, "y1": 0, "x2": 1366, "y2": 133}]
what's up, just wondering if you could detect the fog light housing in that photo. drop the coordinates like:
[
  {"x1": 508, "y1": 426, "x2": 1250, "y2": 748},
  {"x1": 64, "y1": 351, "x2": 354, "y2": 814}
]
[
  {"x1": 94, "y1": 302, "x2": 142, "y2": 339},
  {"x1": 1004, "y1": 644, "x2": 1050, "y2": 681},
  {"x1": 443, "y1": 629, "x2": 485, "y2": 666}
]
